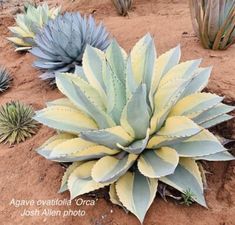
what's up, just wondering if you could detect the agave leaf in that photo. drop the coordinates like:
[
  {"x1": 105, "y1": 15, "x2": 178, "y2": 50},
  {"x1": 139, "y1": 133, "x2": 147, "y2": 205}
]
[
  {"x1": 72, "y1": 145, "x2": 120, "y2": 161},
  {"x1": 170, "y1": 129, "x2": 226, "y2": 157},
  {"x1": 160, "y1": 158, "x2": 206, "y2": 207},
  {"x1": 208, "y1": 1, "x2": 220, "y2": 43},
  {"x1": 46, "y1": 98, "x2": 77, "y2": 109},
  {"x1": 109, "y1": 183, "x2": 123, "y2": 207},
  {"x1": 200, "y1": 114, "x2": 233, "y2": 128},
  {"x1": 219, "y1": 0, "x2": 226, "y2": 26},
  {"x1": 15, "y1": 15, "x2": 31, "y2": 33},
  {"x1": 121, "y1": 84, "x2": 151, "y2": 139},
  {"x1": 7, "y1": 37, "x2": 32, "y2": 47},
  {"x1": 82, "y1": 45, "x2": 107, "y2": 101},
  {"x1": 193, "y1": 103, "x2": 235, "y2": 125},
  {"x1": 30, "y1": 47, "x2": 56, "y2": 61},
  {"x1": 105, "y1": 40, "x2": 127, "y2": 122},
  {"x1": 80, "y1": 126, "x2": 133, "y2": 149},
  {"x1": 169, "y1": 93, "x2": 223, "y2": 118},
  {"x1": 56, "y1": 73, "x2": 115, "y2": 128},
  {"x1": 130, "y1": 33, "x2": 156, "y2": 91},
  {"x1": 201, "y1": 1, "x2": 211, "y2": 48},
  {"x1": 74, "y1": 66, "x2": 87, "y2": 81},
  {"x1": 195, "y1": 151, "x2": 235, "y2": 161},
  {"x1": 106, "y1": 39, "x2": 127, "y2": 85},
  {"x1": 36, "y1": 133, "x2": 76, "y2": 159},
  {"x1": 180, "y1": 67, "x2": 211, "y2": 98},
  {"x1": 220, "y1": 13, "x2": 235, "y2": 49},
  {"x1": 68, "y1": 161, "x2": 107, "y2": 199},
  {"x1": 189, "y1": 0, "x2": 200, "y2": 37},
  {"x1": 59, "y1": 162, "x2": 82, "y2": 193},
  {"x1": 34, "y1": 105, "x2": 98, "y2": 134},
  {"x1": 8, "y1": 26, "x2": 33, "y2": 38},
  {"x1": 117, "y1": 128, "x2": 150, "y2": 154},
  {"x1": 105, "y1": 61, "x2": 126, "y2": 123},
  {"x1": 48, "y1": 138, "x2": 119, "y2": 162},
  {"x1": 150, "y1": 78, "x2": 191, "y2": 133},
  {"x1": 116, "y1": 171, "x2": 158, "y2": 223},
  {"x1": 91, "y1": 154, "x2": 138, "y2": 183},
  {"x1": 157, "y1": 116, "x2": 201, "y2": 138},
  {"x1": 125, "y1": 55, "x2": 138, "y2": 98},
  {"x1": 147, "y1": 135, "x2": 188, "y2": 149},
  {"x1": 138, "y1": 147, "x2": 179, "y2": 178},
  {"x1": 149, "y1": 45, "x2": 181, "y2": 99},
  {"x1": 47, "y1": 138, "x2": 95, "y2": 159},
  {"x1": 212, "y1": 11, "x2": 231, "y2": 49},
  {"x1": 159, "y1": 59, "x2": 201, "y2": 85}
]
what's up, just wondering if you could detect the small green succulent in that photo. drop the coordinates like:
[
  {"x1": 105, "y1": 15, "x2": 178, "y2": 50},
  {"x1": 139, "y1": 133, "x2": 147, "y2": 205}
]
[
  {"x1": 35, "y1": 34, "x2": 234, "y2": 223},
  {"x1": 0, "y1": 101, "x2": 39, "y2": 145},
  {"x1": 0, "y1": 66, "x2": 12, "y2": 93},
  {"x1": 7, "y1": 3, "x2": 60, "y2": 51},
  {"x1": 189, "y1": 0, "x2": 235, "y2": 50},
  {"x1": 112, "y1": 0, "x2": 133, "y2": 16},
  {"x1": 181, "y1": 189, "x2": 195, "y2": 206}
]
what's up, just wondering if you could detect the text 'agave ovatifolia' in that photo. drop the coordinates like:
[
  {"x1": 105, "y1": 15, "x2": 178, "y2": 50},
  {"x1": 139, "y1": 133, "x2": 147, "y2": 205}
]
[
  {"x1": 31, "y1": 12, "x2": 110, "y2": 83},
  {"x1": 35, "y1": 34, "x2": 234, "y2": 223}
]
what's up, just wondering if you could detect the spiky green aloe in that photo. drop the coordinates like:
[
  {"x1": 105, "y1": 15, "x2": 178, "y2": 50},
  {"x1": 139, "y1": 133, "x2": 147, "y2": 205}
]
[
  {"x1": 35, "y1": 34, "x2": 234, "y2": 223},
  {"x1": 7, "y1": 3, "x2": 60, "y2": 51},
  {"x1": 0, "y1": 101, "x2": 39, "y2": 145},
  {"x1": 0, "y1": 66, "x2": 12, "y2": 93},
  {"x1": 189, "y1": 0, "x2": 235, "y2": 50},
  {"x1": 31, "y1": 12, "x2": 110, "y2": 83},
  {"x1": 112, "y1": 0, "x2": 133, "y2": 16}
]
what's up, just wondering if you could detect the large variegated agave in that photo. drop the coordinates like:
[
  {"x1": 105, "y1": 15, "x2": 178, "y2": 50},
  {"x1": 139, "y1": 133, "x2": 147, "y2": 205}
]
[
  {"x1": 112, "y1": 0, "x2": 133, "y2": 16},
  {"x1": 7, "y1": 3, "x2": 60, "y2": 51},
  {"x1": 35, "y1": 34, "x2": 234, "y2": 223},
  {"x1": 31, "y1": 12, "x2": 111, "y2": 83},
  {"x1": 189, "y1": 0, "x2": 235, "y2": 50}
]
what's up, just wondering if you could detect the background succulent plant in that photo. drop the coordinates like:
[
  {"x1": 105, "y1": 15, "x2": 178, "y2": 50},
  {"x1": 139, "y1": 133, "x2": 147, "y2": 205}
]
[
  {"x1": 31, "y1": 12, "x2": 111, "y2": 83},
  {"x1": 189, "y1": 0, "x2": 235, "y2": 50},
  {"x1": 8, "y1": 3, "x2": 60, "y2": 51},
  {"x1": 35, "y1": 34, "x2": 234, "y2": 223},
  {"x1": 0, "y1": 66, "x2": 12, "y2": 93},
  {"x1": 112, "y1": 0, "x2": 133, "y2": 16},
  {"x1": 0, "y1": 101, "x2": 39, "y2": 145}
]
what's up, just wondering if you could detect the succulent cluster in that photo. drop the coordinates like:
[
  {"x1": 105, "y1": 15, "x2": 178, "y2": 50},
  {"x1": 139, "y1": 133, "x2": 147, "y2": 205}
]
[
  {"x1": 112, "y1": 0, "x2": 133, "y2": 16},
  {"x1": 8, "y1": 3, "x2": 60, "y2": 51},
  {"x1": 0, "y1": 66, "x2": 12, "y2": 93},
  {"x1": 31, "y1": 12, "x2": 111, "y2": 83},
  {"x1": 0, "y1": 101, "x2": 39, "y2": 145},
  {"x1": 189, "y1": 0, "x2": 235, "y2": 50},
  {"x1": 35, "y1": 35, "x2": 234, "y2": 223}
]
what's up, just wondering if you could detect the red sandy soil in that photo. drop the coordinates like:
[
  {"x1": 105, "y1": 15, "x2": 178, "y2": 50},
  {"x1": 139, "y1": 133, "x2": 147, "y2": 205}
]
[{"x1": 0, "y1": 0, "x2": 234, "y2": 225}]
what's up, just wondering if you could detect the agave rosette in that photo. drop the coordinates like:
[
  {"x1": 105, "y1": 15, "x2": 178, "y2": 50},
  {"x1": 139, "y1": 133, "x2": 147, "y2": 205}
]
[
  {"x1": 112, "y1": 0, "x2": 133, "y2": 16},
  {"x1": 35, "y1": 34, "x2": 234, "y2": 223},
  {"x1": 31, "y1": 12, "x2": 111, "y2": 83},
  {"x1": 0, "y1": 101, "x2": 39, "y2": 144},
  {"x1": 0, "y1": 66, "x2": 12, "y2": 93},
  {"x1": 8, "y1": 3, "x2": 60, "y2": 51},
  {"x1": 189, "y1": 0, "x2": 235, "y2": 50}
]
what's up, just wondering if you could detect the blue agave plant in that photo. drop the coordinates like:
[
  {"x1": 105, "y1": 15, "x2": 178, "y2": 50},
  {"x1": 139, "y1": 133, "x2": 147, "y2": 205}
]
[{"x1": 31, "y1": 12, "x2": 111, "y2": 83}]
